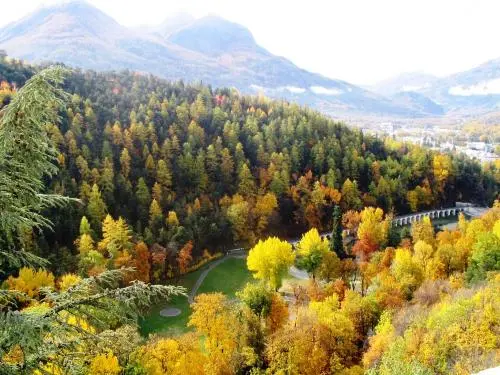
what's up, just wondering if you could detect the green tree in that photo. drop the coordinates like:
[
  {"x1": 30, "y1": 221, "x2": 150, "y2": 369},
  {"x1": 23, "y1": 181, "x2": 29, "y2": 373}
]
[
  {"x1": 331, "y1": 205, "x2": 346, "y2": 259},
  {"x1": 135, "y1": 177, "x2": 151, "y2": 225},
  {"x1": 465, "y1": 232, "x2": 500, "y2": 284},
  {"x1": 87, "y1": 184, "x2": 107, "y2": 232},
  {"x1": 341, "y1": 178, "x2": 362, "y2": 211},
  {"x1": 236, "y1": 282, "x2": 273, "y2": 318},
  {"x1": 237, "y1": 163, "x2": 256, "y2": 196},
  {"x1": 79, "y1": 216, "x2": 92, "y2": 236},
  {"x1": 119, "y1": 148, "x2": 131, "y2": 179},
  {"x1": 156, "y1": 159, "x2": 172, "y2": 189},
  {"x1": 0, "y1": 67, "x2": 71, "y2": 266}
]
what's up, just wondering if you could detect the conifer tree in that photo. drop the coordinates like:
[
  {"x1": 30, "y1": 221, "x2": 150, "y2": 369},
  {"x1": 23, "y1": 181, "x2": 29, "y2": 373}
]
[
  {"x1": 0, "y1": 67, "x2": 70, "y2": 269},
  {"x1": 87, "y1": 184, "x2": 107, "y2": 232},
  {"x1": 331, "y1": 205, "x2": 346, "y2": 259},
  {"x1": 0, "y1": 68, "x2": 184, "y2": 374}
]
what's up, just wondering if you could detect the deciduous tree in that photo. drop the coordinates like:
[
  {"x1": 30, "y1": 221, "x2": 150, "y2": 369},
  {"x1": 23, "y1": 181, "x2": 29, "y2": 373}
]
[{"x1": 247, "y1": 237, "x2": 295, "y2": 290}]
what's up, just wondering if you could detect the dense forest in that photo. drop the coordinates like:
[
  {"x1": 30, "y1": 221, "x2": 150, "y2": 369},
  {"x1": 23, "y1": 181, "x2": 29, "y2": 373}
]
[
  {"x1": 0, "y1": 55, "x2": 498, "y2": 278},
  {"x1": 0, "y1": 59, "x2": 499, "y2": 375}
]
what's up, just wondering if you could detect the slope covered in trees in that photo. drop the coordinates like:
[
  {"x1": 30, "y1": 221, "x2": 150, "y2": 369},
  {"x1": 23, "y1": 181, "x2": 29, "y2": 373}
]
[
  {"x1": 1, "y1": 56, "x2": 498, "y2": 280},
  {"x1": 0, "y1": 61, "x2": 499, "y2": 375},
  {"x1": 0, "y1": 67, "x2": 183, "y2": 374}
]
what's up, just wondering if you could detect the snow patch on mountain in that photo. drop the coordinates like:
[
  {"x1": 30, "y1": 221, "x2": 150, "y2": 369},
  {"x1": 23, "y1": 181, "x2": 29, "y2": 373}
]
[
  {"x1": 401, "y1": 83, "x2": 430, "y2": 92},
  {"x1": 280, "y1": 86, "x2": 306, "y2": 94},
  {"x1": 449, "y1": 78, "x2": 500, "y2": 96},
  {"x1": 310, "y1": 86, "x2": 343, "y2": 95}
]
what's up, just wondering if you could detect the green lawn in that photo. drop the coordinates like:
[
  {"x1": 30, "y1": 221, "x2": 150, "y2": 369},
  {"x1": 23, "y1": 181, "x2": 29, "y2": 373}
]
[
  {"x1": 196, "y1": 257, "x2": 253, "y2": 298},
  {"x1": 139, "y1": 256, "x2": 252, "y2": 336},
  {"x1": 139, "y1": 267, "x2": 202, "y2": 337}
]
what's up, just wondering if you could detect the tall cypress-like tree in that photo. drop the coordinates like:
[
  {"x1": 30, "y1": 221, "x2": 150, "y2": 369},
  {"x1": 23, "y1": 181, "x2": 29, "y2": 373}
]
[
  {"x1": 0, "y1": 67, "x2": 183, "y2": 374},
  {"x1": 0, "y1": 67, "x2": 70, "y2": 269},
  {"x1": 330, "y1": 205, "x2": 346, "y2": 259}
]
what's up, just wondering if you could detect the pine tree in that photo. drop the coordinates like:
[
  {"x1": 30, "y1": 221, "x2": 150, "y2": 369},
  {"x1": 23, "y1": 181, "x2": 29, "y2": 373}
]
[
  {"x1": 156, "y1": 160, "x2": 172, "y2": 189},
  {"x1": 0, "y1": 67, "x2": 71, "y2": 268},
  {"x1": 237, "y1": 163, "x2": 256, "y2": 196},
  {"x1": 149, "y1": 198, "x2": 164, "y2": 234},
  {"x1": 0, "y1": 68, "x2": 184, "y2": 374},
  {"x1": 331, "y1": 205, "x2": 346, "y2": 259},
  {"x1": 135, "y1": 177, "x2": 151, "y2": 225},
  {"x1": 119, "y1": 148, "x2": 131, "y2": 179},
  {"x1": 87, "y1": 184, "x2": 107, "y2": 232},
  {"x1": 79, "y1": 216, "x2": 92, "y2": 236}
]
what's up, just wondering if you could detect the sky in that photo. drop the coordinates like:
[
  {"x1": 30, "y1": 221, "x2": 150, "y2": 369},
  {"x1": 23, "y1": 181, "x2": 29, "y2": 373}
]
[{"x1": 2, "y1": 0, "x2": 500, "y2": 85}]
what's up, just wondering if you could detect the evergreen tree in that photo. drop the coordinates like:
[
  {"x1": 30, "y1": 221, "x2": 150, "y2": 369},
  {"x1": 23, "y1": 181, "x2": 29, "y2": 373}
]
[
  {"x1": 0, "y1": 67, "x2": 183, "y2": 374},
  {"x1": 135, "y1": 177, "x2": 151, "y2": 225},
  {"x1": 331, "y1": 205, "x2": 346, "y2": 259},
  {"x1": 0, "y1": 67, "x2": 71, "y2": 268},
  {"x1": 238, "y1": 163, "x2": 256, "y2": 196},
  {"x1": 87, "y1": 184, "x2": 107, "y2": 232}
]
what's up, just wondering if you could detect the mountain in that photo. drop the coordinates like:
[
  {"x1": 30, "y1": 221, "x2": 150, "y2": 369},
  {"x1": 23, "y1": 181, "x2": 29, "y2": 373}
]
[
  {"x1": 419, "y1": 58, "x2": 500, "y2": 114},
  {"x1": 156, "y1": 12, "x2": 196, "y2": 38},
  {"x1": 390, "y1": 91, "x2": 444, "y2": 116},
  {"x1": 168, "y1": 15, "x2": 263, "y2": 56},
  {"x1": 0, "y1": 1, "x2": 214, "y2": 78},
  {"x1": 370, "y1": 72, "x2": 438, "y2": 96},
  {"x1": 375, "y1": 62, "x2": 500, "y2": 115},
  {"x1": 0, "y1": 1, "x2": 420, "y2": 117}
]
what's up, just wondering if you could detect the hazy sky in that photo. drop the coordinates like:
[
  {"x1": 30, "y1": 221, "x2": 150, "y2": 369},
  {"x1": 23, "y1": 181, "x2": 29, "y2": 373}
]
[{"x1": 2, "y1": 0, "x2": 500, "y2": 84}]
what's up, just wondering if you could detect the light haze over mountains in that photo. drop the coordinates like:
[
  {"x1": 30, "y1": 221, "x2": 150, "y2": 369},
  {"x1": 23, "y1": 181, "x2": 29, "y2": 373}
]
[{"x1": 2, "y1": 0, "x2": 500, "y2": 118}]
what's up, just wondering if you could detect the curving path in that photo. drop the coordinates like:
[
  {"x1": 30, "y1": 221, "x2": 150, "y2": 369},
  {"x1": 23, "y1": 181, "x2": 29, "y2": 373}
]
[
  {"x1": 288, "y1": 266, "x2": 309, "y2": 280},
  {"x1": 187, "y1": 251, "x2": 246, "y2": 303}
]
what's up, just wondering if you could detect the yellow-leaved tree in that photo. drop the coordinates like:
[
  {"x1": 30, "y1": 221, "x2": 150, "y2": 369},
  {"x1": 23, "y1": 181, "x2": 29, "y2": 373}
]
[
  {"x1": 296, "y1": 228, "x2": 329, "y2": 257},
  {"x1": 98, "y1": 215, "x2": 132, "y2": 258},
  {"x1": 247, "y1": 237, "x2": 295, "y2": 290},
  {"x1": 58, "y1": 273, "x2": 82, "y2": 291},
  {"x1": 353, "y1": 207, "x2": 390, "y2": 260},
  {"x1": 391, "y1": 248, "x2": 423, "y2": 298},
  {"x1": 295, "y1": 228, "x2": 329, "y2": 278},
  {"x1": 357, "y1": 207, "x2": 389, "y2": 247},
  {"x1": 432, "y1": 154, "x2": 452, "y2": 193},
  {"x1": 88, "y1": 352, "x2": 121, "y2": 375},
  {"x1": 188, "y1": 293, "x2": 245, "y2": 374},
  {"x1": 7, "y1": 267, "x2": 55, "y2": 298},
  {"x1": 134, "y1": 334, "x2": 205, "y2": 375},
  {"x1": 411, "y1": 216, "x2": 435, "y2": 247}
]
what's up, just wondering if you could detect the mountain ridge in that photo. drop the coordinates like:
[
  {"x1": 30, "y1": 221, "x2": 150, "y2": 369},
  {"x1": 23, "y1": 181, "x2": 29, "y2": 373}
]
[
  {"x1": 373, "y1": 61, "x2": 500, "y2": 115},
  {"x1": 0, "y1": 0, "x2": 428, "y2": 118}
]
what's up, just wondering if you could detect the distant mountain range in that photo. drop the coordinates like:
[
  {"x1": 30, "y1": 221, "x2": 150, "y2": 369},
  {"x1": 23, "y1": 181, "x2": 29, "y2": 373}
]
[
  {"x1": 372, "y1": 62, "x2": 500, "y2": 116},
  {"x1": 1, "y1": 0, "x2": 500, "y2": 119},
  {"x1": 369, "y1": 72, "x2": 439, "y2": 97}
]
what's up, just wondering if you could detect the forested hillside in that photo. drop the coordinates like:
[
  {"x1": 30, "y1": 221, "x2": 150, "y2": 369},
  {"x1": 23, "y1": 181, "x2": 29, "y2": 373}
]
[
  {"x1": 0, "y1": 60, "x2": 499, "y2": 375},
  {"x1": 0, "y1": 56, "x2": 498, "y2": 277}
]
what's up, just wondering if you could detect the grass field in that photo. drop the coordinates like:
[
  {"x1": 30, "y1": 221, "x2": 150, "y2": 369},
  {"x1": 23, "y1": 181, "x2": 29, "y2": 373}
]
[
  {"x1": 196, "y1": 257, "x2": 253, "y2": 297},
  {"x1": 139, "y1": 267, "x2": 202, "y2": 337},
  {"x1": 139, "y1": 256, "x2": 252, "y2": 336}
]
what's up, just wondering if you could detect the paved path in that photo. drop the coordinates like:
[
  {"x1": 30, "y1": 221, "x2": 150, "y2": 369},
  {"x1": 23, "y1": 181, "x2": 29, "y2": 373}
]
[
  {"x1": 187, "y1": 251, "x2": 246, "y2": 303},
  {"x1": 467, "y1": 206, "x2": 489, "y2": 218},
  {"x1": 288, "y1": 266, "x2": 309, "y2": 280}
]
